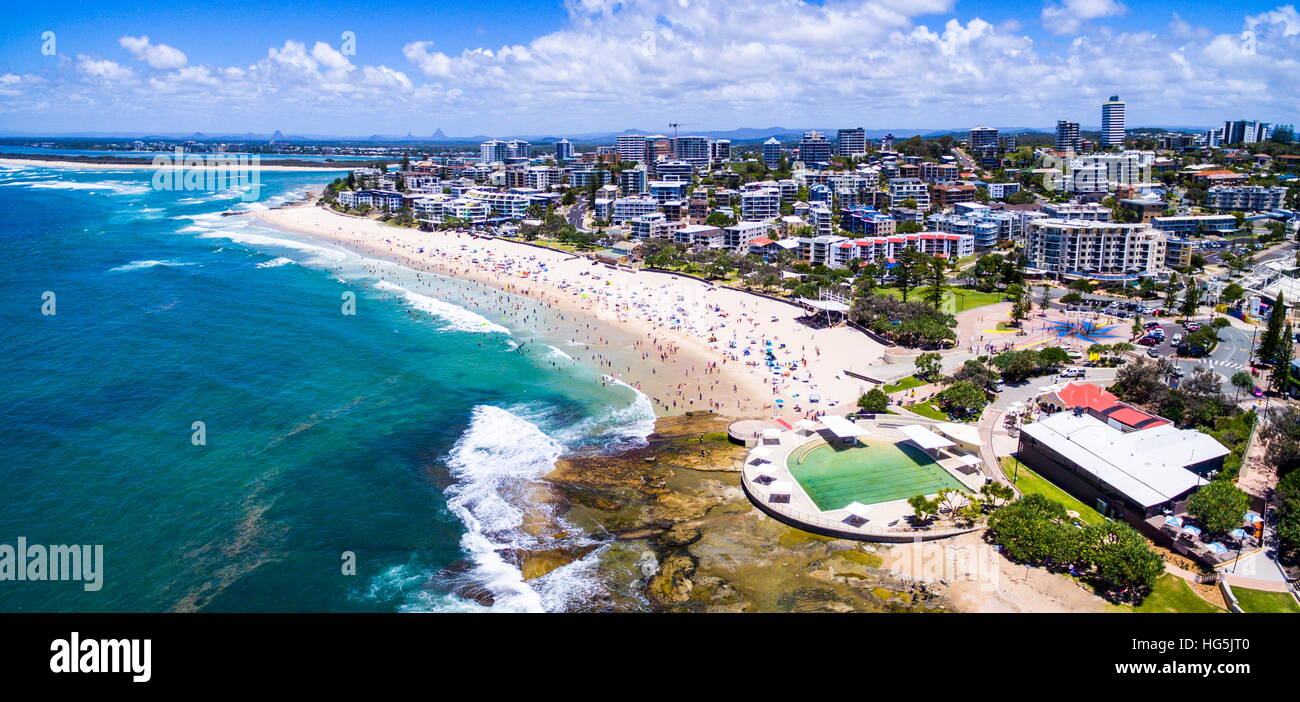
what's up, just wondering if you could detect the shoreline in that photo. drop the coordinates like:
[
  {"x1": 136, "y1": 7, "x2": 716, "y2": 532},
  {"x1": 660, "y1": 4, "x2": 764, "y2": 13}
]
[
  {"x1": 250, "y1": 199, "x2": 885, "y2": 419},
  {"x1": 0, "y1": 155, "x2": 355, "y2": 172}
]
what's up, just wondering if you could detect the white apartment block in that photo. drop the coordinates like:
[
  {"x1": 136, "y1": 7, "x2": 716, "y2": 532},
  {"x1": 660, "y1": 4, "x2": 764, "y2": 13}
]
[
  {"x1": 630, "y1": 212, "x2": 684, "y2": 241},
  {"x1": 1027, "y1": 219, "x2": 1167, "y2": 281},
  {"x1": 1206, "y1": 186, "x2": 1287, "y2": 212},
  {"x1": 888, "y1": 177, "x2": 931, "y2": 210},
  {"x1": 674, "y1": 224, "x2": 725, "y2": 249},
  {"x1": 612, "y1": 196, "x2": 660, "y2": 222},
  {"x1": 809, "y1": 203, "x2": 834, "y2": 237},
  {"x1": 724, "y1": 221, "x2": 770, "y2": 251},
  {"x1": 741, "y1": 188, "x2": 782, "y2": 221},
  {"x1": 826, "y1": 232, "x2": 975, "y2": 269},
  {"x1": 616, "y1": 134, "x2": 648, "y2": 163},
  {"x1": 648, "y1": 180, "x2": 688, "y2": 204},
  {"x1": 524, "y1": 166, "x2": 562, "y2": 190},
  {"x1": 465, "y1": 189, "x2": 531, "y2": 219},
  {"x1": 1041, "y1": 202, "x2": 1112, "y2": 221},
  {"x1": 1048, "y1": 151, "x2": 1155, "y2": 193}
]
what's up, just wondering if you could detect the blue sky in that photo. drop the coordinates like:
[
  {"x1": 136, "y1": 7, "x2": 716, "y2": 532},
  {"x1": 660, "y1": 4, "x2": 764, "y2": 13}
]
[{"x1": 0, "y1": 0, "x2": 1296, "y2": 136}]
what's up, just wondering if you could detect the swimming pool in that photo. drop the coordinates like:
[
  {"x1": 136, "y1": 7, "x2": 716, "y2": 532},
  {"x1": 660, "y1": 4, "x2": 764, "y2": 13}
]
[{"x1": 788, "y1": 440, "x2": 966, "y2": 511}]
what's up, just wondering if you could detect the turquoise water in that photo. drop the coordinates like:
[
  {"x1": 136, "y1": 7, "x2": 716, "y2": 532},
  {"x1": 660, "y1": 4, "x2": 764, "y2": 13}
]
[{"x1": 0, "y1": 164, "x2": 652, "y2": 612}]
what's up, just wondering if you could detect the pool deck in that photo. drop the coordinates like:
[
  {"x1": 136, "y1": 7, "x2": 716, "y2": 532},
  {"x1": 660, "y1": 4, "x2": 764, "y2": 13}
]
[{"x1": 741, "y1": 418, "x2": 987, "y2": 542}]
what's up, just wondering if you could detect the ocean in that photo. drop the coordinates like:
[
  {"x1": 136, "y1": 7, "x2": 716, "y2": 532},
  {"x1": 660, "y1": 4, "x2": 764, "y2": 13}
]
[{"x1": 0, "y1": 163, "x2": 654, "y2": 612}]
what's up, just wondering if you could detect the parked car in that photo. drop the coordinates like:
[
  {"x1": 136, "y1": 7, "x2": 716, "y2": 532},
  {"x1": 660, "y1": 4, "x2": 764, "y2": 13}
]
[
  {"x1": 1060, "y1": 368, "x2": 1086, "y2": 378},
  {"x1": 1137, "y1": 336, "x2": 1160, "y2": 346},
  {"x1": 1147, "y1": 347, "x2": 1161, "y2": 358}
]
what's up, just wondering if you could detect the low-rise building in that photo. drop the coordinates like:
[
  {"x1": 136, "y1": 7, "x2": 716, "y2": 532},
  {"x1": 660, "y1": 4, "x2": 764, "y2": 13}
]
[
  {"x1": 1206, "y1": 185, "x2": 1287, "y2": 212},
  {"x1": 1017, "y1": 406, "x2": 1227, "y2": 523}
]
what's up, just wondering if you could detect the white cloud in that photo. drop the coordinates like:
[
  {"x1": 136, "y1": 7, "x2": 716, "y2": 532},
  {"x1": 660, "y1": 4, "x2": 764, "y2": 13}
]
[
  {"x1": 118, "y1": 36, "x2": 188, "y2": 70},
  {"x1": 6, "y1": 2, "x2": 1300, "y2": 132},
  {"x1": 75, "y1": 56, "x2": 134, "y2": 82},
  {"x1": 1042, "y1": 0, "x2": 1127, "y2": 36}
]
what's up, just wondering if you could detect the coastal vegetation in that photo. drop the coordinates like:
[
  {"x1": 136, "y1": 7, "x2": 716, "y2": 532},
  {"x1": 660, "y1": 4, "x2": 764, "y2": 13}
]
[
  {"x1": 985, "y1": 494, "x2": 1165, "y2": 603},
  {"x1": 1109, "y1": 360, "x2": 1257, "y2": 478}
]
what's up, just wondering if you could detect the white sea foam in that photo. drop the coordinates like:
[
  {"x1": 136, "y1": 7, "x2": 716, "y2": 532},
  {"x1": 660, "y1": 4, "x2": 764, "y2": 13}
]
[
  {"x1": 196, "y1": 227, "x2": 350, "y2": 265},
  {"x1": 423, "y1": 405, "x2": 609, "y2": 613},
  {"x1": 2, "y1": 179, "x2": 150, "y2": 195},
  {"x1": 375, "y1": 280, "x2": 510, "y2": 335},
  {"x1": 256, "y1": 257, "x2": 295, "y2": 269},
  {"x1": 108, "y1": 259, "x2": 195, "y2": 273}
]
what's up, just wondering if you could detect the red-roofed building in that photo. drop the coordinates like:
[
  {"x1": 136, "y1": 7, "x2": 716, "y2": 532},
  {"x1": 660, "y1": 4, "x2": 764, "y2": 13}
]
[{"x1": 1039, "y1": 382, "x2": 1171, "y2": 432}]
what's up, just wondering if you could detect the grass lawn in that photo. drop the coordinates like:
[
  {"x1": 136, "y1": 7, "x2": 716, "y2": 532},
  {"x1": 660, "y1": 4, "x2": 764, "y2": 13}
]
[
  {"x1": 1231, "y1": 587, "x2": 1300, "y2": 613},
  {"x1": 878, "y1": 287, "x2": 1004, "y2": 314},
  {"x1": 883, "y1": 375, "x2": 927, "y2": 393},
  {"x1": 904, "y1": 402, "x2": 948, "y2": 420},
  {"x1": 1124, "y1": 574, "x2": 1225, "y2": 613},
  {"x1": 1000, "y1": 456, "x2": 1107, "y2": 525}
]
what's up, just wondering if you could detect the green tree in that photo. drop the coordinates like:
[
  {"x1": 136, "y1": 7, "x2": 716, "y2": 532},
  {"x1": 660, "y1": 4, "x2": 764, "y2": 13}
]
[
  {"x1": 1271, "y1": 323, "x2": 1294, "y2": 394},
  {"x1": 1259, "y1": 291, "x2": 1287, "y2": 362},
  {"x1": 1230, "y1": 370, "x2": 1254, "y2": 398},
  {"x1": 922, "y1": 254, "x2": 951, "y2": 310},
  {"x1": 1275, "y1": 469, "x2": 1300, "y2": 561},
  {"x1": 1187, "y1": 480, "x2": 1251, "y2": 536},
  {"x1": 935, "y1": 380, "x2": 989, "y2": 418},
  {"x1": 908, "y1": 494, "x2": 939, "y2": 523},
  {"x1": 914, "y1": 351, "x2": 942, "y2": 381},
  {"x1": 857, "y1": 388, "x2": 890, "y2": 414},
  {"x1": 1179, "y1": 281, "x2": 1202, "y2": 320},
  {"x1": 892, "y1": 248, "x2": 924, "y2": 303}
]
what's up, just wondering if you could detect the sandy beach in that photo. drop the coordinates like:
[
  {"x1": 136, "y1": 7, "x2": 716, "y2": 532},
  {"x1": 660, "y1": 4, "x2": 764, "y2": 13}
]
[
  {"x1": 252, "y1": 201, "x2": 886, "y2": 420},
  {"x1": 0, "y1": 157, "x2": 351, "y2": 172}
]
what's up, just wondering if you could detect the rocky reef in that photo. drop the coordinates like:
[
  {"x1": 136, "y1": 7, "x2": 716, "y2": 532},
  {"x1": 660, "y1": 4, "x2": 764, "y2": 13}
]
[{"x1": 543, "y1": 412, "x2": 951, "y2": 613}]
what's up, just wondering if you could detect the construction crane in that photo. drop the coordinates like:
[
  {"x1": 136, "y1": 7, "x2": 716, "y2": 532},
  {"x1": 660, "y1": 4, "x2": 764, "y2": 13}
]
[{"x1": 668, "y1": 122, "x2": 691, "y2": 157}]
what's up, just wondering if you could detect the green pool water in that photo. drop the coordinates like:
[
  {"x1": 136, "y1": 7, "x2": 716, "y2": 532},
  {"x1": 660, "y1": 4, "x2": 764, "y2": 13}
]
[{"x1": 788, "y1": 440, "x2": 965, "y2": 511}]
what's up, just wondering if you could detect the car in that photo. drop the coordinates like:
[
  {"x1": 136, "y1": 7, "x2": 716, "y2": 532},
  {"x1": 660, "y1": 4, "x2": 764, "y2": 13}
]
[
  {"x1": 1171, "y1": 366, "x2": 1186, "y2": 378},
  {"x1": 1147, "y1": 347, "x2": 1161, "y2": 358},
  {"x1": 1060, "y1": 368, "x2": 1086, "y2": 378},
  {"x1": 1252, "y1": 386, "x2": 1265, "y2": 397},
  {"x1": 1172, "y1": 333, "x2": 1183, "y2": 344},
  {"x1": 1145, "y1": 322, "x2": 1162, "y2": 330},
  {"x1": 1138, "y1": 336, "x2": 1160, "y2": 346}
]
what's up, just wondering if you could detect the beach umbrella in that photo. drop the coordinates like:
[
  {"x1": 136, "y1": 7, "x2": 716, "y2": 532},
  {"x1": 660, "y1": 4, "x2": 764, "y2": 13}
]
[
  {"x1": 1163, "y1": 515, "x2": 1183, "y2": 527},
  {"x1": 1244, "y1": 511, "x2": 1263, "y2": 524},
  {"x1": 1206, "y1": 542, "x2": 1227, "y2": 554},
  {"x1": 1230, "y1": 528, "x2": 1247, "y2": 540},
  {"x1": 1181, "y1": 525, "x2": 1202, "y2": 537}
]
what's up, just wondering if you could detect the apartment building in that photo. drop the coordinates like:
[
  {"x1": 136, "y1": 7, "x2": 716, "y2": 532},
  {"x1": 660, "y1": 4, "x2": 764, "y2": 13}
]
[
  {"x1": 1055, "y1": 120, "x2": 1081, "y2": 153},
  {"x1": 888, "y1": 177, "x2": 931, "y2": 210},
  {"x1": 1150, "y1": 214, "x2": 1237, "y2": 236},
  {"x1": 840, "y1": 206, "x2": 896, "y2": 236},
  {"x1": 741, "y1": 188, "x2": 782, "y2": 221},
  {"x1": 827, "y1": 232, "x2": 975, "y2": 269},
  {"x1": 797, "y1": 130, "x2": 833, "y2": 166},
  {"x1": 1041, "y1": 202, "x2": 1112, "y2": 221},
  {"x1": 837, "y1": 127, "x2": 867, "y2": 158},
  {"x1": 1206, "y1": 186, "x2": 1287, "y2": 212},
  {"x1": 762, "y1": 137, "x2": 782, "y2": 169},
  {"x1": 674, "y1": 224, "x2": 725, "y2": 249},
  {"x1": 630, "y1": 212, "x2": 684, "y2": 241},
  {"x1": 1027, "y1": 219, "x2": 1167, "y2": 281},
  {"x1": 724, "y1": 221, "x2": 771, "y2": 251},
  {"x1": 611, "y1": 195, "x2": 660, "y2": 222},
  {"x1": 648, "y1": 180, "x2": 689, "y2": 204}
]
